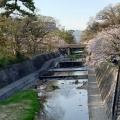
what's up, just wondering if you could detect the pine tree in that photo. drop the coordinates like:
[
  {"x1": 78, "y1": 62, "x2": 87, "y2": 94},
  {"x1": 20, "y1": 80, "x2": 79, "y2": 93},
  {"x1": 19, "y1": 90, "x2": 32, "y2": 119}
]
[{"x1": 0, "y1": 0, "x2": 35, "y2": 17}]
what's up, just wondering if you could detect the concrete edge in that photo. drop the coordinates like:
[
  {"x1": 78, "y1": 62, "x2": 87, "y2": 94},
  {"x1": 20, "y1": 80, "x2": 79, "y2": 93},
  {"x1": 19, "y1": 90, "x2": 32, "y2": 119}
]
[{"x1": 87, "y1": 66, "x2": 110, "y2": 120}]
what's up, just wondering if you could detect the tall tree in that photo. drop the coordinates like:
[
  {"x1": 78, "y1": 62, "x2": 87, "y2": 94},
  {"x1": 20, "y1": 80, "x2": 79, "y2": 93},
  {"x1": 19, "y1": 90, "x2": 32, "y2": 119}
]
[
  {"x1": 96, "y1": 4, "x2": 120, "y2": 25},
  {"x1": 87, "y1": 25, "x2": 120, "y2": 67},
  {"x1": 0, "y1": 0, "x2": 35, "y2": 17}
]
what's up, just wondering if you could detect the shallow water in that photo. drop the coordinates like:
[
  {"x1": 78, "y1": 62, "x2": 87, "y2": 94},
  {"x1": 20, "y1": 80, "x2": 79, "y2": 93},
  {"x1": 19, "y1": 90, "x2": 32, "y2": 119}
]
[
  {"x1": 53, "y1": 71, "x2": 88, "y2": 76},
  {"x1": 39, "y1": 79, "x2": 89, "y2": 120},
  {"x1": 72, "y1": 51, "x2": 84, "y2": 54},
  {"x1": 49, "y1": 67, "x2": 87, "y2": 72},
  {"x1": 63, "y1": 58, "x2": 83, "y2": 62},
  {"x1": 38, "y1": 54, "x2": 89, "y2": 120}
]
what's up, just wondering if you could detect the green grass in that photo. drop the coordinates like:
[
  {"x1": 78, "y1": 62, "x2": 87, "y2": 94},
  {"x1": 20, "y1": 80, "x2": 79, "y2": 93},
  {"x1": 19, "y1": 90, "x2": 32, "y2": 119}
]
[
  {"x1": 66, "y1": 54, "x2": 82, "y2": 59},
  {"x1": 0, "y1": 90, "x2": 40, "y2": 120},
  {"x1": 50, "y1": 85, "x2": 59, "y2": 90}
]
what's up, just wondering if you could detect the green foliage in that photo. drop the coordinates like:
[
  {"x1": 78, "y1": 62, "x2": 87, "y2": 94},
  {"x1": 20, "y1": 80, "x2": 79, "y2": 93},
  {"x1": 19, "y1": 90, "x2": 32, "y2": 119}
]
[
  {"x1": 0, "y1": 2, "x2": 76, "y2": 68},
  {"x1": 0, "y1": 90, "x2": 39, "y2": 120},
  {"x1": 53, "y1": 29, "x2": 75, "y2": 44},
  {"x1": 80, "y1": 29, "x2": 95, "y2": 42},
  {"x1": 67, "y1": 54, "x2": 82, "y2": 59},
  {"x1": 0, "y1": 15, "x2": 62, "y2": 67},
  {"x1": 1, "y1": 0, "x2": 36, "y2": 17},
  {"x1": 10, "y1": 54, "x2": 27, "y2": 64},
  {"x1": 0, "y1": 55, "x2": 10, "y2": 68},
  {"x1": 0, "y1": 54, "x2": 27, "y2": 68},
  {"x1": 50, "y1": 85, "x2": 59, "y2": 90}
]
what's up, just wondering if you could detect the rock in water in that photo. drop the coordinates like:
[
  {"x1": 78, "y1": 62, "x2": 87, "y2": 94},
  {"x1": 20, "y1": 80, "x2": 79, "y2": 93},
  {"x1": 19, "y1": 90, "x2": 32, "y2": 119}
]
[{"x1": 75, "y1": 79, "x2": 78, "y2": 84}]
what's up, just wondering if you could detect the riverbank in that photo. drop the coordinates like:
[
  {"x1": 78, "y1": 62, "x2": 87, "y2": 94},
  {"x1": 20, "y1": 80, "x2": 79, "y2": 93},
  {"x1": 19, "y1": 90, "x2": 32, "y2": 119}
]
[{"x1": 0, "y1": 90, "x2": 39, "y2": 120}]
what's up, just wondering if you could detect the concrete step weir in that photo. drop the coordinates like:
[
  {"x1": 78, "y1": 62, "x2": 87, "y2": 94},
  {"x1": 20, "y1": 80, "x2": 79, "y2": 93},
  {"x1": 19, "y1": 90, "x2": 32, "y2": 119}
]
[
  {"x1": 37, "y1": 56, "x2": 89, "y2": 120},
  {"x1": 39, "y1": 75, "x2": 88, "y2": 80},
  {"x1": 59, "y1": 61, "x2": 84, "y2": 68},
  {"x1": 48, "y1": 67, "x2": 87, "y2": 72}
]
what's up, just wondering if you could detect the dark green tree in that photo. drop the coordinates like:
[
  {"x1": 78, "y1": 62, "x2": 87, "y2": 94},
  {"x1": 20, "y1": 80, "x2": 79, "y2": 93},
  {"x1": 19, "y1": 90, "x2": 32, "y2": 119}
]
[{"x1": 0, "y1": 0, "x2": 35, "y2": 17}]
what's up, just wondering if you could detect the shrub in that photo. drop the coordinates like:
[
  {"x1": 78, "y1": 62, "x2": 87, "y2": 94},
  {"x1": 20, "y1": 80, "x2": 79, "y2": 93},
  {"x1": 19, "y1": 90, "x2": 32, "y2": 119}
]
[
  {"x1": 0, "y1": 56, "x2": 10, "y2": 68},
  {"x1": 0, "y1": 54, "x2": 28, "y2": 68}
]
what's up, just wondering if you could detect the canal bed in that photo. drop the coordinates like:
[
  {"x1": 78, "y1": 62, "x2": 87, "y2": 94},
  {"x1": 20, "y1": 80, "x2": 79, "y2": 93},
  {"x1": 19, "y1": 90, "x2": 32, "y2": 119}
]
[
  {"x1": 36, "y1": 51, "x2": 89, "y2": 120},
  {"x1": 37, "y1": 70, "x2": 89, "y2": 120},
  {"x1": 38, "y1": 79, "x2": 89, "y2": 120}
]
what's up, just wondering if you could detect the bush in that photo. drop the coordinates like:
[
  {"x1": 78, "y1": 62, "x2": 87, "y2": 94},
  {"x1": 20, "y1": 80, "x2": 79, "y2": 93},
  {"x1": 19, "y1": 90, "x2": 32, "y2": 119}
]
[
  {"x1": 67, "y1": 54, "x2": 82, "y2": 59},
  {"x1": 9, "y1": 54, "x2": 27, "y2": 64},
  {"x1": 0, "y1": 56, "x2": 10, "y2": 68},
  {"x1": 0, "y1": 54, "x2": 28, "y2": 68}
]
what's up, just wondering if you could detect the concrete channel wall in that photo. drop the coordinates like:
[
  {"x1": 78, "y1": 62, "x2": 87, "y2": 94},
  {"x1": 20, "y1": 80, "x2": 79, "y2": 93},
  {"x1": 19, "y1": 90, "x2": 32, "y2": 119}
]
[
  {"x1": 0, "y1": 52, "x2": 61, "y2": 101},
  {"x1": 0, "y1": 52, "x2": 59, "y2": 89},
  {"x1": 96, "y1": 64, "x2": 118, "y2": 119}
]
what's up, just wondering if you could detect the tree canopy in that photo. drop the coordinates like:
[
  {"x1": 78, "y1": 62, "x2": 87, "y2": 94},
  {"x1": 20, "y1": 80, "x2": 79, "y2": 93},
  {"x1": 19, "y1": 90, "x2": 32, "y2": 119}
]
[
  {"x1": 0, "y1": 0, "x2": 76, "y2": 67},
  {"x1": 80, "y1": 3, "x2": 120, "y2": 67},
  {"x1": 80, "y1": 3, "x2": 120, "y2": 43},
  {"x1": 0, "y1": 0, "x2": 35, "y2": 16}
]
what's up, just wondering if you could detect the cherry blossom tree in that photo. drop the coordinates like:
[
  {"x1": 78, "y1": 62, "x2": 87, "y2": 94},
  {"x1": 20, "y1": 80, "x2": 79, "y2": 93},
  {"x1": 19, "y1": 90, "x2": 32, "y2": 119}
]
[{"x1": 87, "y1": 25, "x2": 120, "y2": 67}]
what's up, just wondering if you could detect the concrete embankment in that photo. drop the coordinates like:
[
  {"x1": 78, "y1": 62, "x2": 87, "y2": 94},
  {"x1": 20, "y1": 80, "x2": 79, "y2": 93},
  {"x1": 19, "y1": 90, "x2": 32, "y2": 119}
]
[
  {"x1": 88, "y1": 64, "x2": 118, "y2": 120},
  {"x1": 0, "y1": 52, "x2": 63, "y2": 101}
]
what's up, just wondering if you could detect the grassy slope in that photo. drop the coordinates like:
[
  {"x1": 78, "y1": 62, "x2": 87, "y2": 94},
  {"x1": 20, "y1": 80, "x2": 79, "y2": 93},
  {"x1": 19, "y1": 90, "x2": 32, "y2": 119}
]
[{"x1": 0, "y1": 90, "x2": 39, "y2": 120}]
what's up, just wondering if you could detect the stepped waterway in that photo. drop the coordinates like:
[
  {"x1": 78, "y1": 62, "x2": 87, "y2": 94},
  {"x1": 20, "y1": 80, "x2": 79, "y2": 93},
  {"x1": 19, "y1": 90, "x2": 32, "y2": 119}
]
[{"x1": 35, "y1": 49, "x2": 89, "y2": 120}]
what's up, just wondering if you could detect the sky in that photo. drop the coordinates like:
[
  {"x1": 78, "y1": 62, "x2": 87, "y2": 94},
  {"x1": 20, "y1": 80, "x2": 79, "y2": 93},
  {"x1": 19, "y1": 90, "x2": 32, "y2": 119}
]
[{"x1": 34, "y1": 0, "x2": 120, "y2": 30}]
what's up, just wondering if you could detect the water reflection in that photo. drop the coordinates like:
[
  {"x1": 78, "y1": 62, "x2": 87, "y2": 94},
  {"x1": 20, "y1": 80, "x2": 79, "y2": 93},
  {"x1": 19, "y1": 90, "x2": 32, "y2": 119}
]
[
  {"x1": 40, "y1": 99, "x2": 65, "y2": 120},
  {"x1": 39, "y1": 80, "x2": 89, "y2": 120},
  {"x1": 72, "y1": 51, "x2": 84, "y2": 54}
]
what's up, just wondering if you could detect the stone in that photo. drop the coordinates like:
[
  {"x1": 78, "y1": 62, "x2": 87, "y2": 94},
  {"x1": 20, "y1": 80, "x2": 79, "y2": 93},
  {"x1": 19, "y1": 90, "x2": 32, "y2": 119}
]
[{"x1": 75, "y1": 79, "x2": 78, "y2": 84}]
